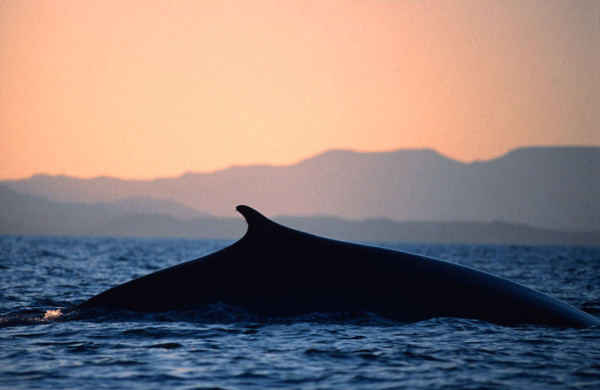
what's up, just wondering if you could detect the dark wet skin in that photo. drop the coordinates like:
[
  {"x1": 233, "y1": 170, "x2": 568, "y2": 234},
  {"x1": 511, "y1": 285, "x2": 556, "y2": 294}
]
[{"x1": 78, "y1": 205, "x2": 600, "y2": 328}]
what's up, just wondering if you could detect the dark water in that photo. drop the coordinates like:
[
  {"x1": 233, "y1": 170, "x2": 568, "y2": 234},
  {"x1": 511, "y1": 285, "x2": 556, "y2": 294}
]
[{"x1": 1, "y1": 236, "x2": 599, "y2": 389}]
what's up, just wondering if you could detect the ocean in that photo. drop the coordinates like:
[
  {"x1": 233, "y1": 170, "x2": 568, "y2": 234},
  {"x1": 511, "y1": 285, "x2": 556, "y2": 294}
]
[{"x1": 1, "y1": 236, "x2": 599, "y2": 389}]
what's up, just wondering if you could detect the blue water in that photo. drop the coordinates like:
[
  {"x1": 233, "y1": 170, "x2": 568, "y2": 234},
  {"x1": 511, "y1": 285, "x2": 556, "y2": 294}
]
[{"x1": 1, "y1": 236, "x2": 599, "y2": 389}]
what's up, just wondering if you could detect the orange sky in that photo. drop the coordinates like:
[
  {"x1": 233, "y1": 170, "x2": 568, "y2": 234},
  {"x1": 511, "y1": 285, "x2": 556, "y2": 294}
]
[{"x1": 1, "y1": 0, "x2": 598, "y2": 180}]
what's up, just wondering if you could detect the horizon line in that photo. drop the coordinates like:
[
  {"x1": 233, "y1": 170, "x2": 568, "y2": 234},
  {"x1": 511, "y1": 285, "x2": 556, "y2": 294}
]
[{"x1": 2, "y1": 144, "x2": 598, "y2": 182}]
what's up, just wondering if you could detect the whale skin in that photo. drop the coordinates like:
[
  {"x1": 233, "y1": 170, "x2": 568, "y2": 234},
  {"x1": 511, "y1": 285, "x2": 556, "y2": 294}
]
[{"x1": 77, "y1": 205, "x2": 600, "y2": 328}]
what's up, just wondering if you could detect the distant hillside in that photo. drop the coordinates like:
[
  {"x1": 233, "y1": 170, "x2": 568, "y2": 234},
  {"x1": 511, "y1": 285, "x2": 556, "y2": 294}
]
[
  {"x1": 2, "y1": 146, "x2": 600, "y2": 231},
  {"x1": 0, "y1": 185, "x2": 210, "y2": 236},
  {"x1": 0, "y1": 184, "x2": 598, "y2": 245}
]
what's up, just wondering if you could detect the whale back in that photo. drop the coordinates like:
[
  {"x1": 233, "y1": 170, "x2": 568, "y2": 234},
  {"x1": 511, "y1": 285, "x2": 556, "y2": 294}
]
[{"x1": 77, "y1": 205, "x2": 600, "y2": 327}]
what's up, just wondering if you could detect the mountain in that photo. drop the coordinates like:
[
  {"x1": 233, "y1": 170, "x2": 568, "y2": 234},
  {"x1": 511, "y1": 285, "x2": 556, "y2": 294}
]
[
  {"x1": 0, "y1": 185, "x2": 210, "y2": 236},
  {"x1": 1, "y1": 184, "x2": 597, "y2": 245},
  {"x1": 2, "y1": 146, "x2": 600, "y2": 231}
]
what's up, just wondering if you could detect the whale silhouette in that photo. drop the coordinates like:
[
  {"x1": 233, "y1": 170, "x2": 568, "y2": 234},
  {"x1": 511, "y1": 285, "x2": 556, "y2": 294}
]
[{"x1": 78, "y1": 205, "x2": 599, "y2": 327}]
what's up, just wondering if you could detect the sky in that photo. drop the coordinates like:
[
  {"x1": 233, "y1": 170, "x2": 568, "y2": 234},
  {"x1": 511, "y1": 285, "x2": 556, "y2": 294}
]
[{"x1": 1, "y1": 0, "x2": 598, "y2": 180}]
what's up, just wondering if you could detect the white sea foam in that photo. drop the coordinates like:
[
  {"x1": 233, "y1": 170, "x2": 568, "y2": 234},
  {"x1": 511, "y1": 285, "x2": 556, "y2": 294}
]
[{"x1": 43, "y1": 309, "x2": 63, "y2": 320}]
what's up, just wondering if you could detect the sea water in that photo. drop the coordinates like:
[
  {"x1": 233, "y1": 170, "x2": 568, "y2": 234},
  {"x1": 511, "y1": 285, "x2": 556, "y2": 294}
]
[{"x1": 1, "y1": 236, "x2": 599, "y2": 389}]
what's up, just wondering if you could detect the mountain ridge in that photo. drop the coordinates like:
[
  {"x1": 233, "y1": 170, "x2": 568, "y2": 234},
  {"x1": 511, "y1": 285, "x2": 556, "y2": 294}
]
[
  {"x1": 1, "y1": 183, "x2": 598, "y2": 245},
  {"x1": 13, "y1": 145, "x2": 593, "y2": 181},
  {"x1": 2, "y1": 146, "x2": 599, "y2": 232}
]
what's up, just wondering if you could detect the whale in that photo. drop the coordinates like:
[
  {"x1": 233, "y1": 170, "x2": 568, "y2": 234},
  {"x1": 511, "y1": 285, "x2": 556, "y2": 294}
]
[{"x1": 77, "y1": 205, "x2": 599, "y2": 327}]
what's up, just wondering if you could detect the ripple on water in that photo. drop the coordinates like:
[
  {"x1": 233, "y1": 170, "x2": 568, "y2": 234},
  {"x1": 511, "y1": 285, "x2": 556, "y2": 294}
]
[
  {"x1": 146, "y1": 343, "x2": 183, "y2": 350},
  {"x1": 1, "y1": 237, "x2": 599, "y2": 389}
]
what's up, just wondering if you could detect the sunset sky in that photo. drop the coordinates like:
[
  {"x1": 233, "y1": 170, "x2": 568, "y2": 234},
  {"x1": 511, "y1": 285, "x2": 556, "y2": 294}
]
[{"x1": 1, "y1": 0, "x2": 598, "y2": 180}]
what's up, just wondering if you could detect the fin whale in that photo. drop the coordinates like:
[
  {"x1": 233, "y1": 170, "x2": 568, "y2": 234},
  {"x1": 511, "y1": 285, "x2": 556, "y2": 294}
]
[{"x1": 77, "y1": 205, "x2": 599, "y2": 327}]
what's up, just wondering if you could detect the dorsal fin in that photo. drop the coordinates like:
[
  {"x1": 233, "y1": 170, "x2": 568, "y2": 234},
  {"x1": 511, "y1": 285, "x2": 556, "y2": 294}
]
[{"x1": 236, "y1": 205, "x2": 280, "y2": 236}]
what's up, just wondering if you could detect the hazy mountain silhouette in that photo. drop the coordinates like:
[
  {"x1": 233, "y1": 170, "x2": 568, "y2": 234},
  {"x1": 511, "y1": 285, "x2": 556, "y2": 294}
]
[
  {"x1": 0, "y1": 185, "x2": 209, "y2": 235},
  {"x1": 2, "y1": 146, "x2": 599, "y2": 232},
  {"x1": 1, "y1": 183, "x2": 597, "y2": 245}
]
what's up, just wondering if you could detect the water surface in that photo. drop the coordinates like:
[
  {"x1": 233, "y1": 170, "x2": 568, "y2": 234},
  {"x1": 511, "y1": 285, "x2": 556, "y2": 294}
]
[{"x1": 1, "y1": 236, "x2": 599, "y2": 389}]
